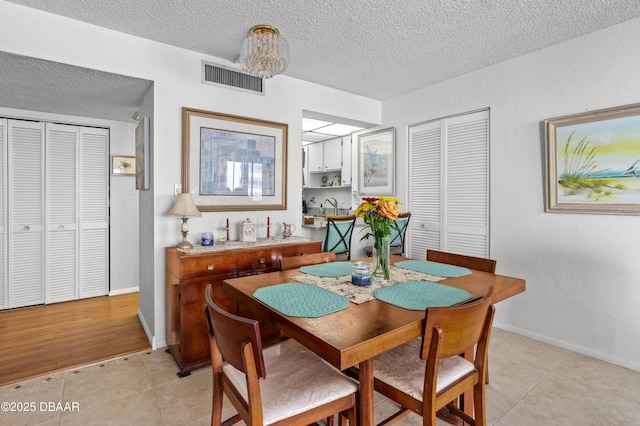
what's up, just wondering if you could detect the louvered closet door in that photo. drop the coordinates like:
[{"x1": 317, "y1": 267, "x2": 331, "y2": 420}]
[
  {"x1": 79, "y1": 127, "x2": 109, "y2": 298},
  {"x1": 8, "y1": 120, "x2": 45, "y2": 308},
  {"x1": 408, "y1": 109, "x2": 489, "y2": 259},
  {"x1": 46, "y1": 123, "x2": 78, "y2": 303},
  {"x1": 444, "y1": 111, "x2": 489, "y2": 256},
  {"x1": 0, "y1": 119, "x2": 6, "y2": 309},
  {"x1": 408, "y1": 120, "x2": 442, "y2": 259}
]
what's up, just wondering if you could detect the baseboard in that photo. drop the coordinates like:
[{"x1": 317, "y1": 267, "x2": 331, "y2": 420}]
[
  {"x1": 109, "y1": 286, "x2": 139, "y2": 296},
  {"x1": 137, "y1": 308, "x2": 157, "y2": 350},
  {"x1": 493, "y1": 321, "x2": 640, "y2": 373}
]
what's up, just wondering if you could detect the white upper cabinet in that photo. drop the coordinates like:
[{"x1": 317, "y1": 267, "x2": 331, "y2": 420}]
[
  {"x1": 341, "y1": 136, "x2": 352, "y2": 186},
  {"x1": 309, "y1": 138, "x2": 342, "y2": 173}
]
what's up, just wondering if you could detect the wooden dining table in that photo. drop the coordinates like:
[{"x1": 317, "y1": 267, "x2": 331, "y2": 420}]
[{"x1": 223, "y1": 256, "x2": 526, "y2": 426}]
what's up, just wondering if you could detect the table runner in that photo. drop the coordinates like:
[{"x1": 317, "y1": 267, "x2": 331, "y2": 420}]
[
  {"x1": 394, "y1": 260, "x2": 471, "y2": 277},
  {"x1": 299, "y1": 261, "x2": 354, "y2": 277},
  {"x1": 374, "y1": 281, "x2": 472, "y2": 310},
  {"x1": 290, "y1": 266, "x2": 445, "y2": 304},
  {"x1": 254, "y1": 283, "x2": 349, "y2": 317}
]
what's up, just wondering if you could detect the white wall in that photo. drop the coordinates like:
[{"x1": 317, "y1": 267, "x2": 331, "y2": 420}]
[
  {"x1": 0, "y1": 1, "x2": 381, "y2": 348},
  {"x1": 0, "y1": 106, "x2": 139, "y2": 295},
  {"x1": 384, "y1": 18, "x2": 640, "y2": 371}
]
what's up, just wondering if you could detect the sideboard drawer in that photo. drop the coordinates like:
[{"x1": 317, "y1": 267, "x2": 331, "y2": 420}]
[{"x1": 179, "y1": 255, "x2": 237, "y2": 279}]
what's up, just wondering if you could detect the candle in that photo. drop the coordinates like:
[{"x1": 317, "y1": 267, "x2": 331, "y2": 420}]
[
  {"x1": 267, "y1": 216, "x2": 270, "y2": 238},
  {"x1": 226, "y1": 218, "x2": 229, "y2": 241}
]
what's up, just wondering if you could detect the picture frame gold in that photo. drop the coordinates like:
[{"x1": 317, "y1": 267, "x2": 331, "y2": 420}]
[
  {"x1": 111, "y1": 155, "x2": 136, "y2": 175},
  {"x1": 181, "y1": 107, "x2": 288, "y2": 212},
  {"x1": 545, "y1": 103, "x2": 640, "y2": 215}
]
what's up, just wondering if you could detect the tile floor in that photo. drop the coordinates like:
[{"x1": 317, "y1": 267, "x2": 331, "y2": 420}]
[{"x1": 1, "y1": 328, "x2": 639, "y2": 425}]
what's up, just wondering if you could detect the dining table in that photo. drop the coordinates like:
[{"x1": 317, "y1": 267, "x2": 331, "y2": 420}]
[{"x1": 223, "y1": 255, "x2": 526, "y2": 426}]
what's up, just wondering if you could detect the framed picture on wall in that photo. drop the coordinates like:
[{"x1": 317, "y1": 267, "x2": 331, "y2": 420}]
[
  {"x1": 358, "y1": 127, "x2": 395, "y2": 195},
  {"x1": 545, "y1": 103, "x2": 640, "y2": 214},
  {"x1": 135, "y1": 116, "x2": 150, "y2": 190},
  {"x1": 181, "y1": 107, "x2": 288, "y2": 212},
  {"x1": 111, "y1": 155, "x2": 136, "y2": 175}
]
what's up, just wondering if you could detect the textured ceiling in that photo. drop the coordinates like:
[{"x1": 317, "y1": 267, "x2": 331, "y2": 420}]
[
  {"x1": 0, "y1": 51, "x2": 152, "y2": 122},
  {"x1": 3, "y1": 0, "x2": 640, "y2": 121}
]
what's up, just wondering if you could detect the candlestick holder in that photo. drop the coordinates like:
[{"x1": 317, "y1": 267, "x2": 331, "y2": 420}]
[{"x1": 217, "y1": 226, "x2": 228, "y2": 244}]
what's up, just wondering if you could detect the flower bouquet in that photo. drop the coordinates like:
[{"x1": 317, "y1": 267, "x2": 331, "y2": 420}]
[{"x1": 355, "y1": 196, "x2": 403, "y2": 281}]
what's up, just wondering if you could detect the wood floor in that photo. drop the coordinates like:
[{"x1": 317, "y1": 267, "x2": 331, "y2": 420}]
[{"x1": 0, "y1": 292, "x2": 151, "y2": 387}]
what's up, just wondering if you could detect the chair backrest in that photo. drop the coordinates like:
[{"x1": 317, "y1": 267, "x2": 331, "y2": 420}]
[
  {"x1": 280, "y1": 251, "x2": 336, "y2": 270},
  {"x1": 323, "y1": 215, "x2": 356, "y2": 259},
  {"x1": 420, "y1": 287, "x2": 495, "y2": 362},
  {"x1": 389, "y1": 212, "x2": 411, "y2": 249},
  {"x1": 205, "y1": 284, "x2": 266, "y2": 378},
  {"x1": 426, "y1": 249, "x2": 496, "y2": 273}
]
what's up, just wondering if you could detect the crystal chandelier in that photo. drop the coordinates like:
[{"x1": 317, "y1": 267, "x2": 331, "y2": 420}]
[{"x1": 239, "y1": 25, "x2": 289, "y2": 79}]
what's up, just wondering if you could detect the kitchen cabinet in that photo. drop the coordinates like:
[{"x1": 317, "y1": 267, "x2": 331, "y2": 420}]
[
  {"x1": 305, "y1": 137, "x2": 353, "y2": 189},
  {"x1": 165, "y1": 239, "x2": 322, "y2": 375},
  {"x1": 341, "y1": 135, "x2": 352, "y2": 186},
  {"x1": 308, "y1": 138, "x2": 342, "y2": 173}
]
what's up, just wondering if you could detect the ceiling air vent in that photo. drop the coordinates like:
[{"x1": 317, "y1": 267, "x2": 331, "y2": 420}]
[{"x1": 202, "y1": 61, "x2": 264, "y2": 95}]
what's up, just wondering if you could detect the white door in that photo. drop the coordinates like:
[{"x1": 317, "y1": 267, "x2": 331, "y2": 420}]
[
  {"x1": 46, "y1": 123, "x2": 79, "y2": 303},
  {"x1": 408, "y1": 109, "x2": 490, "y2": 259},
  {"x1": 8, "y1": 120, "x2": 45, "y2": 308},
  {"x1": 0, "y1": 119, "x2": 6, "y2": 309},
  {"x1": 78, "y1": 127, "x2": 109, "y2": 299}
]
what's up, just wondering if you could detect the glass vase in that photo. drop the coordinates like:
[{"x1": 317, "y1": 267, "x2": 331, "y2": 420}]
[{"x1": 372, "y1": 236, "x2": 391, "y2": 282}]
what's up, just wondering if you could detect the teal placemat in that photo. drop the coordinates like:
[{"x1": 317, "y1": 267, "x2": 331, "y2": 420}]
[
  {"x1": 374, "y1": 281, "x2": 472, "y2": 310},
  {"x1": 394, "y1": 260, "x2": 471, "y2": 277},
  {"x1": 254, "y1": 283, "x2": 349, "y2": 317},
  {"x1": 299, "y1": 261, "x2": 354, "y2": 277}
]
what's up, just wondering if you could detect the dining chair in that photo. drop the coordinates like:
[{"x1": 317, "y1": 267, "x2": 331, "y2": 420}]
[
  {"x1": 280, "y1": 251, "x2": 336, "y2": 270},
  {"x1": 365, "y1": 212, "x2": 411, "y2": 257},
  {"x1": 426, "y1": 249, "x2": 496, "y2": 273},
  {"x1": 204, "y1": 284, "x2": 358, "y2": 426},
  {"x1": 426, "y1": 249, "x2": 496, "y2": 385},
  {"x1": 370, "y1": 288, "x2": 495, "y2": 426},
  {"x1": 323, "y1": 215, "x2": 357, "y2": 260}
]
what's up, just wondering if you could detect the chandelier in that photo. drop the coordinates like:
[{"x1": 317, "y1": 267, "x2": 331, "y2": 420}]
[{"x1": 239, "y1": 25, "x2": 289, "y2": 79}]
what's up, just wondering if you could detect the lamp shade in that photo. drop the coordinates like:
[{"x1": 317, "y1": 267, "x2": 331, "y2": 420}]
[{"x1": 168, "y1": 193, "x2": 201, "y2": 217}]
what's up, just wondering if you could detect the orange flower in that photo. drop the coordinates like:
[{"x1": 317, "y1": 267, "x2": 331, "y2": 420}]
[{"x1": 378, "y1": 200, "x2": 400, "y2": 220}]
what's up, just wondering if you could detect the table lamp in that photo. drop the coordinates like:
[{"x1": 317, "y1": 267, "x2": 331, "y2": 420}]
[{"x1": 168, "y1": 193, "x2": 201, "y2": 248}]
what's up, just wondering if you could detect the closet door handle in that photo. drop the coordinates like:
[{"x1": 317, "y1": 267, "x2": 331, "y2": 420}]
[{"x1": 23, "y1": 225, "x2": 30, "y2": 231}]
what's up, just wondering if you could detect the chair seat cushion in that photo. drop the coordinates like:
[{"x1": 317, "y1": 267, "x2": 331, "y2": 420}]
[
  {"x1": 223, "y1": 338, "x2": 358, "y2": 425},
  {"x1": 372, "y1": 338, "x2": 476, "y2": 400}
]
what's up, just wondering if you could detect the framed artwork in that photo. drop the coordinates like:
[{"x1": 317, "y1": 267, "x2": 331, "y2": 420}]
[
  {"x1": 111, "y1": 155, "x2": 136, "y2": 175},
  {"x1": 358, "y1": 127, "x2": 395, "y2": 195},
  {"x1": 135, "y1": 116, "x2": 150, "y2": 190},
  {"x1": 182, "y1": 107, "x2": 288, "y2": 212},
  {"x1": 545, "y1": 103, "x2": 640, "y2": 214}
]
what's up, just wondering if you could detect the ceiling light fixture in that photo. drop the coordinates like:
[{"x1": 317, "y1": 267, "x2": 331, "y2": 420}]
[{"x1": 239, "y1": 25, "x2": 289, "y2": 79}]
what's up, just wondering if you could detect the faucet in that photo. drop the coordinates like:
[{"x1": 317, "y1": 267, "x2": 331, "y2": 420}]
[{"x1": 325, "y1": 198, "x2": 338, "y2": 216}]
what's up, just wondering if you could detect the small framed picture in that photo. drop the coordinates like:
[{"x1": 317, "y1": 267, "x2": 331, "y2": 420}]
[{"x1": 112, "y1": 155, "x2": 136, "y2": 175}]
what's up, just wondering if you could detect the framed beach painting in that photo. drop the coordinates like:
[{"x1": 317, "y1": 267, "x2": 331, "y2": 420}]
[
  {"x1": 545, "y1": 103, "x2": 640, "y2": 214},
  {"x1": 358, "y1": 127, "x2": 395, "y2": 195},
  {"x1": 181, "y1": 107, "x2": 288, "y2": 212}
]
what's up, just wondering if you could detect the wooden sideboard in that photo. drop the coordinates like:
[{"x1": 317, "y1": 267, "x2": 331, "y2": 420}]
[{"x1": 166, "y1": 238, "x2": 322, "y2": 375}]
